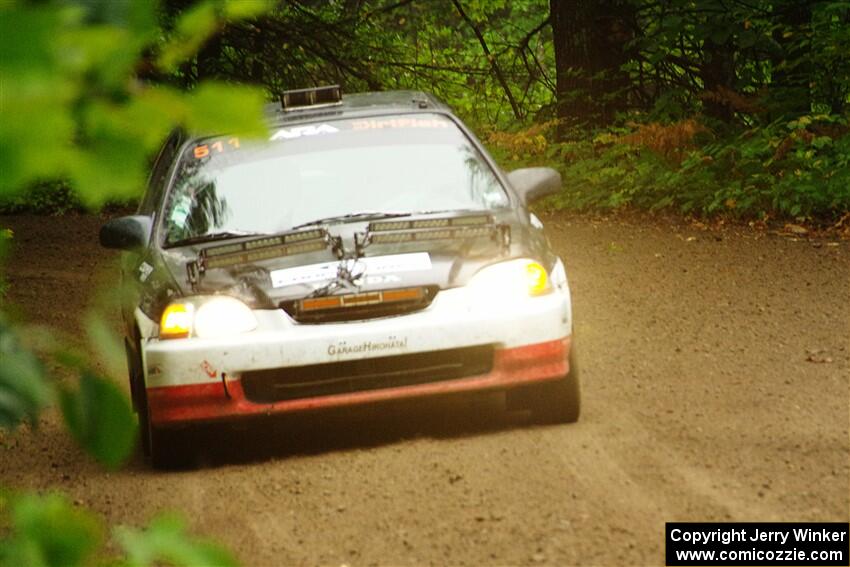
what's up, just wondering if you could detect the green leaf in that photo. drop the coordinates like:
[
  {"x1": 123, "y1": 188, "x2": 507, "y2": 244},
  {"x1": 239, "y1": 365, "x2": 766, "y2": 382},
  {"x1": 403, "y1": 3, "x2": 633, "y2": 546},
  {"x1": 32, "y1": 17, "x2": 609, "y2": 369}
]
[
  {"x1": 185, "y1": 82, "x2": 269, "y2": 137},
  {"x1": 0, "y1": 317, "x2": 51, "y2": 430},
  {"x1": 157, "y1": 1, "x2": 219, "y2": 71},
  {"x1": 0, "y1": 492, "x2": 102, "y2": 567},
  {"x1": 157, "y1": 0, "x2": 270, "y2": 71},
  {"x1": 68, "y1": 134, "x2": 150, "y2": 206},
  {"x1": 0, "y1": 5, "x2": 65, "y2": 75},
  {"x1": 127, "y1": 0, "x2": 160, "y2": 38},
  {"x1": 663, "y1": 15, "x2": 683, "y2": 31},
  {"x1": 58, "y1": 371, "x2": 137, "y2": 469},
  {"x1": 115, "y1": 515, "x2": 238, "y2": 567},
  {"x1": 62, "y1": 27, "x2": 140, "y2": 92},
  {"x1": 85, "y1": 314, "x2": 127, "y2": 380},
  {"x1": 223, "y1": 0, "x2": 273, "y2": 19},
  {"x1": 0, "y1": 78, "x2": 78, "y2": 197}
]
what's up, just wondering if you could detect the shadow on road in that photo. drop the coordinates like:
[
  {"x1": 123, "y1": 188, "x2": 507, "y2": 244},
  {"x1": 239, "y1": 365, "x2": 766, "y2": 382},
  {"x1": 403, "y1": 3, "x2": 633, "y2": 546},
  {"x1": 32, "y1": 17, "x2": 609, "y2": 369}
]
[{"x1": 135, "y1": 391, "x2": 541, "y2": 471}]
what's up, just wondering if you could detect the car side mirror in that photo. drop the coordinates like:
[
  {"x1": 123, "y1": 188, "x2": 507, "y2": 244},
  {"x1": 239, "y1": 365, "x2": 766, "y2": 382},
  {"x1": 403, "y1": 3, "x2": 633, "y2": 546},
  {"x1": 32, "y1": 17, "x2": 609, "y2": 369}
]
[
  {"x1": 99, "y1": 215, "x2": 152, "y2": 250},
  {"x1": 507, "y1": 167, "x2": 562, "y2": 206}
]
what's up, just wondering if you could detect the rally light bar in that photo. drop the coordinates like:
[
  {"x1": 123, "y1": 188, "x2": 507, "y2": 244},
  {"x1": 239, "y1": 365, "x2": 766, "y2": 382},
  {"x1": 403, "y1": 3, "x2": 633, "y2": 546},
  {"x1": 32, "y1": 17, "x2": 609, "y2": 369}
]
[
  {"x1": 280, "y1": 85, "x2": 342, "y2": 111},
  {"x1": 368, "y1": 214, "x2": 492, "y2": 232},
  {"x1": 356, "y1": 214, "x2": 511, "y2": 253},
  {"x1": 366, "y1": 225, "x2": 495, "y2": 244},
  {"x1": 187, "y1": 228, "x2": 337, "y2": 284}
]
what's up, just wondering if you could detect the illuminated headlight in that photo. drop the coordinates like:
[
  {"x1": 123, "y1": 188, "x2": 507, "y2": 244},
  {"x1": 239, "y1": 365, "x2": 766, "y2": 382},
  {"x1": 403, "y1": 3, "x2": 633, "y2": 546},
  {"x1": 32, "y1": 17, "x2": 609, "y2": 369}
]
[
  {"x1": 194, "y1": 297, "x2": 257, "y2": 338},
  {"x1": 160, "y1": 303, "x2": 194, "y2": 339},
  {"x1": 159, "y1": 296, "x2": 257, "y2": 339},
  {"x1": 468, "y1": 259, "x2": 552, "y2": 302}
]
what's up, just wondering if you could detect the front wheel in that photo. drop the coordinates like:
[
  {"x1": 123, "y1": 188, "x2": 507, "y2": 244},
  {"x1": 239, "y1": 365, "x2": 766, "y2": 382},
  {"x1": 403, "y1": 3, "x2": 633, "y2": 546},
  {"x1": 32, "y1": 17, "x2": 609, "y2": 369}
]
[
  {"x1": 508, "y1": 348, "x2": 581, "y2": 424},
  {"x1": 138, "y1": 388, "x2": 194, "y2": 469},
  {"x1": 147, "y1": 422, "x2": 194, "y2": 470},
  {"x1": 125, "y1": 339, "x2": 153, "y2": 457},
  {"x1": 128, "y1": 339, "x2": 195, "y2": 469}
]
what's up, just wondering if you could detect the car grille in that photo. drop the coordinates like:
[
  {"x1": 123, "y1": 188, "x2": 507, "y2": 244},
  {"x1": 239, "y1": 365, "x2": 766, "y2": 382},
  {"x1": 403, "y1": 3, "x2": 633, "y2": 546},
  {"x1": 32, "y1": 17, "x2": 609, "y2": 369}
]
[
  {"x1": 240, "y1": 345, "x2": 494, "y2": 403},
  {"x1": 280, "y1": 286, "x2": 438, "y2": 323}
]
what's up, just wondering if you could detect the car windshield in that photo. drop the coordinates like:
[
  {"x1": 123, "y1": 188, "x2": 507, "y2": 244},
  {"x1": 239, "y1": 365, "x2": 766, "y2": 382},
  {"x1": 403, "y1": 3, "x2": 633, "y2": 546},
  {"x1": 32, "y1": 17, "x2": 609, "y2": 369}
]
[{"x1": 162, "y1": 113, "x2": 509, "y2": 245}]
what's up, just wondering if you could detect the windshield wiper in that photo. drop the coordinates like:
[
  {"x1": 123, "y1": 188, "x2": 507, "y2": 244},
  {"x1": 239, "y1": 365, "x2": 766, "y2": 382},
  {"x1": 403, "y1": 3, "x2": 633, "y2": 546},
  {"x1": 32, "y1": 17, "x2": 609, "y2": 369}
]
[
  {"x1": 291, "y1": 211, "x2": 411, "y2": 230},
  {"x1": 168, "y1": 230, "x2": 267, "y2": 248}
]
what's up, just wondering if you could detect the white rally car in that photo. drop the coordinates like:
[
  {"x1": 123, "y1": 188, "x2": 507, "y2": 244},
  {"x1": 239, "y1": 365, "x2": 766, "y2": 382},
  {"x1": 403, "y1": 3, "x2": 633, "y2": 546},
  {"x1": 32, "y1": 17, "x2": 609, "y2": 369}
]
[{"x1": 100, "y1": 86, "x2": 580, "y2": 467}]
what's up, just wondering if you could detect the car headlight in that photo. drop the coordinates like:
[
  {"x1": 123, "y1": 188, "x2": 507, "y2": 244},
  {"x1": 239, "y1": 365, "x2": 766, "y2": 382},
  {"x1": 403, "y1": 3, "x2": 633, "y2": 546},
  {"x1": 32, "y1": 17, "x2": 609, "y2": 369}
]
[
  {"x1": 468, "y1": 258, "x2": 552, "y2": 301},
  {"x1": 159, "y1": 296, "x2": 257, "y2": 339},
  {"x1": 160, "y1": 302, "x2": 194, "y2": 339}
]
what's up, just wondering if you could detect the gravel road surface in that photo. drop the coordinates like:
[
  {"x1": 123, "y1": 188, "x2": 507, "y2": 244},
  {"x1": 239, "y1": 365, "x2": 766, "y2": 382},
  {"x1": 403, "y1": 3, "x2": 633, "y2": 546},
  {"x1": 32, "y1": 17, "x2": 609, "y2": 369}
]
[{"x1": 1, "y1": 213, "x2": 847, "y2": 565}]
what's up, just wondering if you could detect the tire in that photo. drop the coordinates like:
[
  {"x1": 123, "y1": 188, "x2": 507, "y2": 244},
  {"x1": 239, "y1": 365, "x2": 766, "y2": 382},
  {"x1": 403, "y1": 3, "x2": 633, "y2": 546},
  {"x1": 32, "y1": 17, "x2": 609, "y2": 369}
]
[
  {"x1": 125, "y1": 339, "x2": 151, "y2": 456},
  {"x1": 509, "y1": 347, "x2": 581, "y2": 424},
  {"x1": 139, "y1": 395, "x2": 152, "y2": 458},
  {"x1": 127, "y1": 339, "x2": 194, "y2": 469},
  {"x1": 147, "y1": 421, "x2": 195, "y2": 470},
  {"x1": 125, "y1": 339, "x2": 143, "y2": 413}
]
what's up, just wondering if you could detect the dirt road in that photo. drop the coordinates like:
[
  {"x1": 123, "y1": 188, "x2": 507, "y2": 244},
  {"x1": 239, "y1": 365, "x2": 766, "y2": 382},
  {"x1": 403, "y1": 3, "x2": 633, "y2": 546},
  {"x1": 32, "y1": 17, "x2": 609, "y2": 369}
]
[{"x1": 1, "y1": 213, "x2": 848, "y2": 566}]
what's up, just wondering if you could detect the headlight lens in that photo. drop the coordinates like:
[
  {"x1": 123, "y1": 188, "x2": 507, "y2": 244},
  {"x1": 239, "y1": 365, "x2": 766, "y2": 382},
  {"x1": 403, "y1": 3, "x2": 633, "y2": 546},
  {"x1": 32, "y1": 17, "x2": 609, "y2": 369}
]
[
  {"x1": 159, "y1": 296, "x2": 256, "y2": 339},
  {"x1": 160, "y1": 303, "x2": 194, "y2": 339},
  {"x1": 194, "y1": 296, "x2": 257, "y2": 338},
  {"x1": 468, "y1": 259, "x2": 552, "y2": 300},
  {"x1": 525, "y1": 261, "x2": 549, "y2": 296}
]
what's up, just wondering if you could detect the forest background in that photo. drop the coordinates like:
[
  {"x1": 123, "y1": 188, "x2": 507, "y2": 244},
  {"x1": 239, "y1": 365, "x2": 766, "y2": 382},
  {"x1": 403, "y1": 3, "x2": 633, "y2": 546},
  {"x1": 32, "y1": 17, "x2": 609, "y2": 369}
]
[
  {"x1": 4, "y1": 0, "x2": 850, "y2": 220},
  {"x1": 1, "y1": 1, "x2": 848, "y2": 565}
]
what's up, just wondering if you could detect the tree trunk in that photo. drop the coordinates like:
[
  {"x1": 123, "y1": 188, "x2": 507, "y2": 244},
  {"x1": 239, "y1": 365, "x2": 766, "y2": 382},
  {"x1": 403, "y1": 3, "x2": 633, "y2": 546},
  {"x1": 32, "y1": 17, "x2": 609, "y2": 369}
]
[
  {"x1": 701, "y1": 35, "x2": 736, "y2": 122},
  {"x1": 549, "y1": 0, "x2": 633, "y2": 136},
  {"x1": 770, "y1": 0, "x2": 813, "y2": 118},
  {"x1": 550, "y1": 0, "x2": 593, "y2": 133}
]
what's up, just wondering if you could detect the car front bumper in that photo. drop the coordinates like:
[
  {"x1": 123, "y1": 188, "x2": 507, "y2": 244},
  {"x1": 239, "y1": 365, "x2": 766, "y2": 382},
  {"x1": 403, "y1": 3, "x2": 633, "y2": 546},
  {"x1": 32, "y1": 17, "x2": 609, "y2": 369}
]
[{"x1": 141, "y1": 282, "x2": 573, "y2": 427}]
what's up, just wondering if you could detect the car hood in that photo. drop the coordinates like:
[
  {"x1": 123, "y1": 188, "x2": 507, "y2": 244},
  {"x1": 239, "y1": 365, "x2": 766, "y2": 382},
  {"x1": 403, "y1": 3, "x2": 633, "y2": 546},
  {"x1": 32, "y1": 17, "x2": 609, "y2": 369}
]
[{"x1": 156, "y1": 212, "x2": 550, "y2": 308}]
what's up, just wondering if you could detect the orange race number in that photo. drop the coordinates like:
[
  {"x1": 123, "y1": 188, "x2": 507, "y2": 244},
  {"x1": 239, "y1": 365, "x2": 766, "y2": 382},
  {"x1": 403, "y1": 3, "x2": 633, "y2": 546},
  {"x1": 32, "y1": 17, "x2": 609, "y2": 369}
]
[{"x1": 193, "y1": 138, "x2": 240, "y2": 159}]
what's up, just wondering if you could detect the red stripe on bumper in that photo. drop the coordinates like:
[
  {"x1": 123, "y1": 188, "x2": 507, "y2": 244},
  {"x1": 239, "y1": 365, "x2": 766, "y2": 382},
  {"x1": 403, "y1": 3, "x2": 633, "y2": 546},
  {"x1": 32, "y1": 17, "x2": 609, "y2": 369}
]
[{"x1": 147, "y1": 337, "x2": 571, "y2": 426}]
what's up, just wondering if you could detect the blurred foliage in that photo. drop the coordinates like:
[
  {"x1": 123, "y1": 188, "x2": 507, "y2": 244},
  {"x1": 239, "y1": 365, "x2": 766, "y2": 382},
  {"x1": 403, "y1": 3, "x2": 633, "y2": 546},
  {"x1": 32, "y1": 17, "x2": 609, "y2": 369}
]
[
  {"x1": 0, "y1": 492, "x2": 236, "y2": 567},
  {"x1": 0, "y1": 0, "x2": 268, "y2": 207},
  {"x1": 158, "y1": 0, "x2": 273, "y2": 72},
  {"x1": 1, "y1": 313, "x2": 237, "y2": 563},
  {"x1": 0, "y1": 492, "x2": 101, "y2": 567},
  {"x1": 0, "y1": 0, "x2": 274, "y2": 564},
  {"x1": 115, "y1": 515, "x2": 237, "y2": 567},
  {"x1": 58, "y1": 371, "x2": 138, "y2": 469},
  {"x1": 0, "y1": 0, "x2": 270, "y2": 454},
  {"x1": 0, "y1": 316, "x2": 50, "y2": 430}
]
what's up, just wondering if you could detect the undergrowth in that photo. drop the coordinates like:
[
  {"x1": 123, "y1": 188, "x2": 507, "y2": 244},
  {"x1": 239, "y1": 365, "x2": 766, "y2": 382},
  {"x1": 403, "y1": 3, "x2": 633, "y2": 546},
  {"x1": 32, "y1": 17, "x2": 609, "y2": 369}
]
[
  {"x1": 485, "y1": 113, "x2": 850, "y2": 222},
  {"x1": 0, "y1": 182, "x2": 82, "y2": 215},
  {"x1": 0, "y1": 182, "x2": 138, "y2": 215}
]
